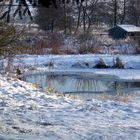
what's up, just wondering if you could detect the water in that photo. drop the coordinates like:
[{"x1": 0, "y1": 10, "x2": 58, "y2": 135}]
[{"x1": 22, "y1": 72, "x2": 140, "y2": 100}]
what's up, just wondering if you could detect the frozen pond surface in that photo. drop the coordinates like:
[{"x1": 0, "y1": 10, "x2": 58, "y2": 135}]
[{"x1": 22, "y1": 71, "x2": 140, "y2": 100}]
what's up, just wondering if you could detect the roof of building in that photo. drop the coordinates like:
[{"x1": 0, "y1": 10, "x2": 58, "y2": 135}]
[{"x1": 117, "y1": 25, "x2": 140, "y2": 32}]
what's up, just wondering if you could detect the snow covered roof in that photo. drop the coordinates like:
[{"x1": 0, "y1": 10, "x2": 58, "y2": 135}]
[{"x1": 117, "y1": 25, "x2": 140, "y2": 32}]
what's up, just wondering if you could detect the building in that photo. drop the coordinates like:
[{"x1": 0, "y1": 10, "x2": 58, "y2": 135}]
[{"x1": 108, "y1": 25, "x2": 140, "y2": 39}]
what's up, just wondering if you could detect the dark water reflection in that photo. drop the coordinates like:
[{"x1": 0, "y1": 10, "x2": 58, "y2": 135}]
[{"x1": 22, "y1": 73, "x2": 140, "y2": 100}]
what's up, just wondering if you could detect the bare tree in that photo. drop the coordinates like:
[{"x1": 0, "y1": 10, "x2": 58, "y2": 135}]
[
  {"x1": 127, "y1": 0, "x2": 140, "y2": 25},
  {"x1": 74, "y1": 0, "x2": 100, "y2": 34},
  {"x1": 113, "y1": 0, "x2": 118, "y2": 26},
  {"x1": 0, "y1": 0, "x2": 85, "y2": 22},
  {"x1": 121, "y1": 0, "x2": 127, "y2": 24}
]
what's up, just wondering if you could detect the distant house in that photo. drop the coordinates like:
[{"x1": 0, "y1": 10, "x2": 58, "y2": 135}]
[{"x1": 108, "y1": 25, "x2": 140, "y2": 39}]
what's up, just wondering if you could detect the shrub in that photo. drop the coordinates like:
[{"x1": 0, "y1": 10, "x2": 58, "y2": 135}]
[
  {"x1": 134, "y1": 46, "x2": 140, "y2": 54},
  {"x1": 134, "y1": 37, "x2": 140, "y2": 54},
  {"x1": 0, "y1": 22, "x2": 24, "y2": 73},
  {"x1": 113, "y1": 57, "x2": 124, "y2": 69},
  {"x1": 77, "y1": 40, "x2": 101, "y2": 54},
  {"x1": 0, "y1": 22, "x2": 17, "y2": 56},
  {"x1": 47, "y1": 33, "x2": 63, "y2": 54},
  {"x1": 77, "y1": 44, "x2": 91, "y2": 54},
  {"x1": 95, "y1": 58, "x2": 108, "y2": 68}
]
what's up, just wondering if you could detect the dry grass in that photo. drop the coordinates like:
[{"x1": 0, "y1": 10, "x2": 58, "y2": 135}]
[
  {"x1": 115, "y1": 94, "x2": 128, "y2": 102},
  {"x1": 7, "y1": 29, "x2": 139, "y2": 55},
  {"x1": 12, "y1": 33, "x2": 63, "y2": 55},
  {"x1": 63, "y1": 48, "x2": 77, "y2": 54},
  {"x1": 77, "y1": 43, "x2": 100, "y2": 54}
]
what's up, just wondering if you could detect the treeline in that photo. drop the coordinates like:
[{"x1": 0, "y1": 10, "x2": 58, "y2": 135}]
[
  {"x1": 0, "y1": 0, "x2": 140, "y2": 31},
  {"x1": 35, "y1": 0, "x2": 140, "y2": 34}
]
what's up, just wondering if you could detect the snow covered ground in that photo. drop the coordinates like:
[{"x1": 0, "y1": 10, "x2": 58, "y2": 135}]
[
  {"x1": 0, "y1": 74, "x2": 140, "y2": 140},
  {"x1": 0, "y1": 54, "x2": 140, "y2": 140}
]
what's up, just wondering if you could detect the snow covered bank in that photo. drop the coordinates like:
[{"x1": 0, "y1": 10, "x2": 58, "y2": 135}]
[
  {"x1": 11, "y1": 54, "x2": 140, "y2": 81},
  {"x1": 0, "y1": 75, "x2": 140, "y2": 139},
  {"x1": 14, "y1": 54, "x2": 140, "y2": 69}
]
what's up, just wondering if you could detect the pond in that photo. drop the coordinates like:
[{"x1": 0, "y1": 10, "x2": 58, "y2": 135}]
[{"x1": 22, "y1": 72, "x2": 140, "y2": 100}]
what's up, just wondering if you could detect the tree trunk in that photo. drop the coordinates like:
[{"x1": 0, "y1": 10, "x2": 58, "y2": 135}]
[
  {"x1": 74, "y1": 3, "x2": 82, "y2": 34},
  {"x1": 121, "y1": 0, "x2": 126, "y2": 24},
  {"x1": 113, "y1": 0, "x2": 117, "y2": 26}
]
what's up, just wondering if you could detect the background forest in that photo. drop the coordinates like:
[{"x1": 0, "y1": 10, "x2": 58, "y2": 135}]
[{"x1": 0, "y1": 0, "x2": 140, "y2": 55}]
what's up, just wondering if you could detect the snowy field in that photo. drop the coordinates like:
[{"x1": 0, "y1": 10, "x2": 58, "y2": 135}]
[{"x1": 0, "y1": 54, "x2": 140, "y2": 140}]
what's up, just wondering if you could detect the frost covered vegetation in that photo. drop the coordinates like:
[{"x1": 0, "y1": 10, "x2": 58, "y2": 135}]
[{"x1": 9, "y1": 31, "x2": 140, "y2": 55}]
